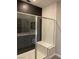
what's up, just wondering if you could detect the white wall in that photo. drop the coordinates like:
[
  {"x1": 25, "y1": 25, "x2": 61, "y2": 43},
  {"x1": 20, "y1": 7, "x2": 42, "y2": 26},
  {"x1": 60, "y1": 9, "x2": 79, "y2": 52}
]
[
  {"x1": 42, "y1": 2, "x2": 57, "y2": 19},
  {"x1": 42, "y1": 1, "x2": 61, "y2": 56},
  {"x1": 55, "y1": 1, "x2": 61, "y2": 55},
  {"x1": 42, "y1": 2, "x2": 57, "y2": 45}
]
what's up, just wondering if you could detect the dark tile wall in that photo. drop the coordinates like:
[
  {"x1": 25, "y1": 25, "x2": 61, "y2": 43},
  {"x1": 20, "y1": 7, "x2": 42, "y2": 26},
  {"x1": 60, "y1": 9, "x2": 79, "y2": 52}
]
[
  {"x1": 17, "y1": 35, "x2": 35, "y2": 54},
  {"x1": 17, "y1": 0, "x2": 42, "y2": 16},
  {"x1": 17, "y1": 0, "x2": 42, "y2": 55}
]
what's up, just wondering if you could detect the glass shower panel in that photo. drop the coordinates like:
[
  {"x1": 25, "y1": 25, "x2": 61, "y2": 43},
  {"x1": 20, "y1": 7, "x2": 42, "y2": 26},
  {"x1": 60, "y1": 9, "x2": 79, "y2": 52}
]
[
  {"x1": 17, "y1": 12, "x2": 36, "y2": 59},
  {"x1": 17, "y1": 12, "x2": 55, "y2": 59},
  {"x1": 36, "y1": 17, "x2": 55, "y2": 59}
]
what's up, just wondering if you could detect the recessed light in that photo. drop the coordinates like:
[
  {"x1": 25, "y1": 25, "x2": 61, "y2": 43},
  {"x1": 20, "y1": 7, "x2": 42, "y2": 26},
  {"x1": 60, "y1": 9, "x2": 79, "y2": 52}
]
[{"x1": 33, "y1": 0, "x2": 36, "y2": 2}]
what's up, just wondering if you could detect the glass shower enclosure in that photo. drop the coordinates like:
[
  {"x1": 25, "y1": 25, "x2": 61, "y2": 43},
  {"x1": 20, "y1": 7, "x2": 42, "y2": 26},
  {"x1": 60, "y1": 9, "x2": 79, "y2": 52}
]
[{"x1": 17, "y1": 12, "x2": 56, "y2": 59}]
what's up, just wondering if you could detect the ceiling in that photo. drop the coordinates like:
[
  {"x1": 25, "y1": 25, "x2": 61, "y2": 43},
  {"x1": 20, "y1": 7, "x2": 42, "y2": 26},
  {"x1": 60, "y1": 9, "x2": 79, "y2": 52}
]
[{"x1": 22, "y1": 0, "x2": 58, "y2": 8}]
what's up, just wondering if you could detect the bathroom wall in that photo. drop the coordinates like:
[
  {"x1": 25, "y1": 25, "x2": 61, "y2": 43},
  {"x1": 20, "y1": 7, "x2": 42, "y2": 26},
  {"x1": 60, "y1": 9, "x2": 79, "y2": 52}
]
[
  {"x1": 40, "y1": 2, "x2": 57, "y2": 58},
  {"x1": 42, "y1": 2, "x2": 57, "y2": 19},
  {"x1": 42, "y1": 2, "x2": 57, "y2": 45},
  {"x1": 55, "y1": 0, "x2": 61, "y2": 55},
  {"x1": 42, "y1": 1, "x2": 61, "y2": 56}
]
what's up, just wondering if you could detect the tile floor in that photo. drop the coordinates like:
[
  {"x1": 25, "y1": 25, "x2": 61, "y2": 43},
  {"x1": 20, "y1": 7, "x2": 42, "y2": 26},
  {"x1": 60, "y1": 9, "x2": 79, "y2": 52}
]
[
  {"x1": 17, "y1": 49, "x2": 60, "y2": 59},
  {"x1": 51, "y1": 55, "x2": 61, "y2": 59}
]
